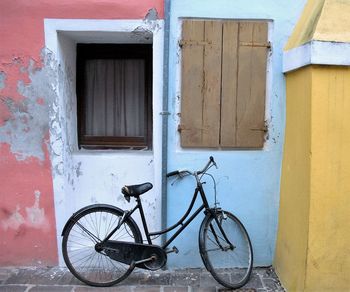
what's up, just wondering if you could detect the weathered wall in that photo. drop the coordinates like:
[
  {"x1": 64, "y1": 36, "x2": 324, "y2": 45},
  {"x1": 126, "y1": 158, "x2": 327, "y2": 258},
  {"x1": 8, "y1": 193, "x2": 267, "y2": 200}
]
[
  {"x1": 0, "y1": 0, "x2": 163, "y2": 266},
  {"x1": 307, "y1": 66, "x2": 350, "y2": 291},
  {"x1": 284, "y1": 0, "x2": 325, "y2": 50},
  {"x1": 275, "y1": 1, "x2": 350, "y2": 290},
  {"x1": 312, "y1": 0, "x2": 350, "y2": 43},
  {"x1": 285, "y1": 0, "x2": 350, "y2": 51},
  {"x1": 275, "y1": 65, "x2": 350, "y2": 292},
  {"x1": 45, "y1": 18, "x2": 165, "y2": 265},
  {"x1": 274, "y1": 68, "x2": 312, "y2": 291},
  {"x1": 0, "y1": 50, "x2": 59, "y2": 265},
  {"x1": 165, "y1": 0, "x2": 307, "y2": 268}
]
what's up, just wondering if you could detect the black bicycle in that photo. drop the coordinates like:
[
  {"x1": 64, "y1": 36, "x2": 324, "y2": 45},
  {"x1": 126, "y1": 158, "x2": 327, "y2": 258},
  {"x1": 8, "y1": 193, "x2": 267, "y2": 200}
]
[{"x1": 61, "y1": 156, "x2": 253, "y2": 289}]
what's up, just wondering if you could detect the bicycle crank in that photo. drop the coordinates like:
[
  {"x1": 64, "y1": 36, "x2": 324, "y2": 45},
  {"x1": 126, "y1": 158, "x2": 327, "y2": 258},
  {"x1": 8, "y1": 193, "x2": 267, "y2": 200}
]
[{"x1": 101, "y1": 240, "x2": 167, "y2": 271}]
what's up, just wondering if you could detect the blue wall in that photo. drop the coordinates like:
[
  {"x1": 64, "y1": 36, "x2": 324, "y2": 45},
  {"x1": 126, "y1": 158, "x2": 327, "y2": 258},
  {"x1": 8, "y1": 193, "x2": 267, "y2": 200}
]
[{"x1": 165, "y1": 0, "x2": 307, "y2": 268}]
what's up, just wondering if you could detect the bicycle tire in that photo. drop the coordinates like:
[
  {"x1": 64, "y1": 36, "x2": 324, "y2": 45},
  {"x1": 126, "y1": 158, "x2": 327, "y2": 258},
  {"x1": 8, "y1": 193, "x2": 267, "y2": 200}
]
[
  {"x1": 199, "y1": 210, "x2": 253, "y2": 289},
  {"x1": 62, "y1": 205, "x2": 142, "y2": 287}
]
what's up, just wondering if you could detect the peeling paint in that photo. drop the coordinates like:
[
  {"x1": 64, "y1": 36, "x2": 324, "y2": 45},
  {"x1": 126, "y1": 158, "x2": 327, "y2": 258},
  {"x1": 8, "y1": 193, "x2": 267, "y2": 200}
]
[
  {"x1": 43, "y1": 19, "x2": 164, "y2": 265},
  {"x1": 0, "y1": 71, "x2": 6, "y2": 90},
  {"x1": 1, "y1": 0, "x2": 164, "y2": 267},
  {"x1": 132, "y1": 26, "x2": 153, "y2": 41},
  {"x1": 0, "y1": 51, "x2": 58, "y2": 161},
  {"x1": 75, "y1": 162, "x2": 83, "y2": 177},
  {"x1": 1, "y1": 190, "x2": 49, "y2": 232},
  {"x1": 25, "y1": 190, "x2": 49, "y2": 231},
  {"x1": 1, "y1": 205, "x2": 25, "y2": 231},
  {"x1": 144, "y1": 8, "x2": 159, "y2": 21}
]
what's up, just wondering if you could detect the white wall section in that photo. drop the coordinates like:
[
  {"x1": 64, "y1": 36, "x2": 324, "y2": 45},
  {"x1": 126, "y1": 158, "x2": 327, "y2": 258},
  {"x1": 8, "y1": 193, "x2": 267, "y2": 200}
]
[
  {"x1": 44, "y1": 19, "x2": 164, "y2": 265},
  {"x1": 283, "y1": 40, "x2": 350, "y2": 73}
]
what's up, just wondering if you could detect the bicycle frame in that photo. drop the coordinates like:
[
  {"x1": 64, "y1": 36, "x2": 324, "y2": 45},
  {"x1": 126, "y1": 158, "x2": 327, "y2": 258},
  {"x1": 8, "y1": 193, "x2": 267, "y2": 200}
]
[
  {"x1": 62, "y1": 156, "x2": 253, "y2": 289},
  {"x1": 101, "y1": 179, "x2": 233, "y2": 251}
]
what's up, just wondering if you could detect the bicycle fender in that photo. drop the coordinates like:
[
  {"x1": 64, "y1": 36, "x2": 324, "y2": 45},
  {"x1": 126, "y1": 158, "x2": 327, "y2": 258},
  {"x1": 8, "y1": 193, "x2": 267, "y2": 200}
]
[{"x1": 61, "y1": 204, "x2": 142, "y2": 241}]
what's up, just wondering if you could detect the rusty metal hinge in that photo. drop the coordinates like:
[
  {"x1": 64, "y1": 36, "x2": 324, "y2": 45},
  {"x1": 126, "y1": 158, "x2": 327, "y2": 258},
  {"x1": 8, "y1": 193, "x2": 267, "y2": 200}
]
[
  {"x1": 250, "y1": 126, "x2": 268, "y2": 133},
  {"x1": 179, "y1": 40, "x2": 212, "y2": 48},
  {"x1": 240, "y1": 41, "x2": 271, "y2": 49}
]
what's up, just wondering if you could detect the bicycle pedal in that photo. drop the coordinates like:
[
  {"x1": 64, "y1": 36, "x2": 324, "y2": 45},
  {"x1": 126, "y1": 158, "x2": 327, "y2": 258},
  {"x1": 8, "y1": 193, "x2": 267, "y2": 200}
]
[{"x1": 166, "y1": 246, "x2": 179, "y2": 254}]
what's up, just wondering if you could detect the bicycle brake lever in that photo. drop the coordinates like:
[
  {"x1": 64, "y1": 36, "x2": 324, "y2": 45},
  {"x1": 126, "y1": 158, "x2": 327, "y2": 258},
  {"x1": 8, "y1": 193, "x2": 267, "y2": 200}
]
[
  {"x1": 170, "y1": 176, "x2": 181, "y2": 186},
  {"x1": 170, "y1": 171, "x2": 189, "y2": 186}
]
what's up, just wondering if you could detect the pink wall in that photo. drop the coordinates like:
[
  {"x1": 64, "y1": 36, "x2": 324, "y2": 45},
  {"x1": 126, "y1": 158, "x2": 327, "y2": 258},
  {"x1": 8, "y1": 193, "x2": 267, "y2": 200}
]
[{"x1": 0, "y1": 0, "x2": 164, "y2": 266}]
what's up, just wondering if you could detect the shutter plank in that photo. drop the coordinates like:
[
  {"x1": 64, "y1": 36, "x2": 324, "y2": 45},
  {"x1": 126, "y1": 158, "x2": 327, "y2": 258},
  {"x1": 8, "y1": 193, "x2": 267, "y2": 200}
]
[
  {"x1": 220, "y1": 21, "x2": 239, "y2": 147},
  {"x1": 251, "y1": 22, "x2": 268, "y2": 147},
  {"x1": 202, "y1": 20, "x2": 222, "y2": 147},
  {"x1": 180, "y1": 20, "x2": 205, "y2": 147},
  {"x1": 236, "y1": 22, "x2": 268, "y2": 148}
]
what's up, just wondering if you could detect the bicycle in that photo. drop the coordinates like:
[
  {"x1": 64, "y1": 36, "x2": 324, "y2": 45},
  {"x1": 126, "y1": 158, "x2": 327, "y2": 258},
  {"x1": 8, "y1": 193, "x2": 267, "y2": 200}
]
[{"x1": 61, "y1": 156, "x2": 253, "y2": 289}]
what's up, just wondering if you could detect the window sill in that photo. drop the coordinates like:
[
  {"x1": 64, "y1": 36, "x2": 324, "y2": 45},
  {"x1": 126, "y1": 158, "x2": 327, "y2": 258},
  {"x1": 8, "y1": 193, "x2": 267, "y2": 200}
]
[
  {"x1": 79, "y1": 145, "x2": 151, "y2": 151},
  {"x1": 73, "y1": 148, "x2": 153, "y2": 156}
]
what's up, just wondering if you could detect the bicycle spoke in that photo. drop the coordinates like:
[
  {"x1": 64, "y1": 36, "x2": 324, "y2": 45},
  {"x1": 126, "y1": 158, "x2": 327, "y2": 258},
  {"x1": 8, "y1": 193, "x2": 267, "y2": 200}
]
[
  {"x1": 62, "y1": 207, "x2": 140, "y2": 286},
  {"x1": 200, "y1": 212, "x2": 253, "y2": 289},
  {"x1": 76, "y1": 221, "x2": 101, "y2": 243}
]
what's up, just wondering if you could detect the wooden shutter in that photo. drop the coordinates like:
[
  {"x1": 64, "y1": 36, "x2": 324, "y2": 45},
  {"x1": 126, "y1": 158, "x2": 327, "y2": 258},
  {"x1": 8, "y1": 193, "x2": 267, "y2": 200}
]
[
  {"x1": 180, "y1": 20, "x2": 269, "y2": 148},
  {"x1": 220, "y1": 21, "x2": 239, "y2": 147},
  {"x1": 180, "y1": 20, "x2": 222, "y2": 148},
  {"x1": 236, "y1": 22, "x2": 268, "y2": 148}
]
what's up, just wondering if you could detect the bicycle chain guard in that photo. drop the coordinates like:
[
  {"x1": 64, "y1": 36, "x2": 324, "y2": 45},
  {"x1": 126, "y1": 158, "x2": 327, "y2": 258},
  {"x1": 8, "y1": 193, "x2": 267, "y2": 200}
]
[{"x1": 102, "y1": 241, "x2": 167, "y2": 271}]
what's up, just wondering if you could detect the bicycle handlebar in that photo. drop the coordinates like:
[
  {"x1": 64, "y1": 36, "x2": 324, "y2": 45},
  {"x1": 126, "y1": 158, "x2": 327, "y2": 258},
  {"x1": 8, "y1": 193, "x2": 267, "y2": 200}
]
[
  {"x1": 166, "y1": 170, "x2": 180, "y2": 177},
  {"x1": 166, "y1": 156, "x2": 217, "y2": 178},
  {"x1": 198, "y1": 156, "x2": 217, "y2": 175}
]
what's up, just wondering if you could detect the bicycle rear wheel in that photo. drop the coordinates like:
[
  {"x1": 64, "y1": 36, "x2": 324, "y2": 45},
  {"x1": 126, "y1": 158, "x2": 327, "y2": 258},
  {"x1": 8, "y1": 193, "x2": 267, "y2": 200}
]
[
  {"x1": 62, "y1": 206, "x2": 142, "y2": 287},
  {"x1": 199, "y1": 210, "x2": 253, "y2": 289}
]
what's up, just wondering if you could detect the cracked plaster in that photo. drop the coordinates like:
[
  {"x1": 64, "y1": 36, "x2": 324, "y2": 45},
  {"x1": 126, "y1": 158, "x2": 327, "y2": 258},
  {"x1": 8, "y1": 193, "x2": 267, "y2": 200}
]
[
  {"x1": 0, "y1": 51, "x2": 58, "y2": 161},
  {"x1": 0, "y1": 71, "x2": 6, "y2": 90}
]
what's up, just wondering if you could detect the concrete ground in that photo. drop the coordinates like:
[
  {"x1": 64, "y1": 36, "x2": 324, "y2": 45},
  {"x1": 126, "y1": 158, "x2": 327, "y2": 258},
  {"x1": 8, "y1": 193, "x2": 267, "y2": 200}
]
[{"x1": 0, "y1": 267, "x2": 285, "y2": 292}]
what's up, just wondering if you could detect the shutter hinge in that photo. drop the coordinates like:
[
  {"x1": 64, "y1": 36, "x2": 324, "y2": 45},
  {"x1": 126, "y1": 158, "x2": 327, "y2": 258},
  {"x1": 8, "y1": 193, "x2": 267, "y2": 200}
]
[
  {"x1": 160, "y1": 111, "x2": 171, "y2": 116},
  {"x1": 250, "y1": 126, "x2": 268, "y2": 133},
  {"x1": 179, "y1": 40, "x2": 212, "y2": 48},
  {"x1": 240, "y1": 41, "x2": 271, "y2": 49}
]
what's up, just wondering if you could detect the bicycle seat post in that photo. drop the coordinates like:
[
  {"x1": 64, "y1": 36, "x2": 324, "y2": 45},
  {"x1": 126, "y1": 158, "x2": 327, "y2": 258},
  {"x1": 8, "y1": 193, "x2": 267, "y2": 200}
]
[{"x1": 135, "y1": 196, "x2": 152, "y2": 245}]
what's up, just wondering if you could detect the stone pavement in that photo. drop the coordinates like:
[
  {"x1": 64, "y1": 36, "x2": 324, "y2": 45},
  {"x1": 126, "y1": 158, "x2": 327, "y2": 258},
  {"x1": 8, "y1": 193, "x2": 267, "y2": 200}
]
[{"x1": 0, "y1": 266, "x2": 285, "y2": 292}]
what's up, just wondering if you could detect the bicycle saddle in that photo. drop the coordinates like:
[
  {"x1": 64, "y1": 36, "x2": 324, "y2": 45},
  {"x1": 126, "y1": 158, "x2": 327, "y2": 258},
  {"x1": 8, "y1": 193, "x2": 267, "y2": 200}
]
[{"x1": 121, "y1": 182, "x2": 153, "y2": 198}]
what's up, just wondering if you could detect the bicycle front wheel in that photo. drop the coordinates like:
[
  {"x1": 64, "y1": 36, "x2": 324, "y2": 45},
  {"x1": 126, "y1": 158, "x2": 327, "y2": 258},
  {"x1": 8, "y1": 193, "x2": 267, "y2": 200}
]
[
  {"x1": 199, "y1": 210, "x2": 253, "y2": 289},
  {"x1": 62, "y1": 206, "x2": 142, "y2": 287}
]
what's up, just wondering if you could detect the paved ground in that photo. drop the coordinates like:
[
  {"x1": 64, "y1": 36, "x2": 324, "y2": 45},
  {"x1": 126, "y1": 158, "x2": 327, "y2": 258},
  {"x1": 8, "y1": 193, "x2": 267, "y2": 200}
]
[{"x1": 0, "y1": 267, "x2": 285, "y2": 292}]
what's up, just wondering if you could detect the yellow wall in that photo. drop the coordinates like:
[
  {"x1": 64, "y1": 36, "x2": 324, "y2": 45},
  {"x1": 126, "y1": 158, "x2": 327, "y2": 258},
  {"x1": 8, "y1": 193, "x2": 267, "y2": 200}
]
[
  {"x1": 284, "y1": 0, "x2": 325, "y2": 50},
  {"x1": 285, "y1": 0, "x2": 350, "y2": 51},
  {"x1": 313, "y1": 0, "x2": 350, "y2": 43},
  {"x1": 275, "y1": 68, "x2": 312, "y2": 292},
  {"x1": 307, "y1": 66, "x2": 350, "y2": 291},
  {"x1": 275, "y1": 66, "x2": 350, "y2": 291}
]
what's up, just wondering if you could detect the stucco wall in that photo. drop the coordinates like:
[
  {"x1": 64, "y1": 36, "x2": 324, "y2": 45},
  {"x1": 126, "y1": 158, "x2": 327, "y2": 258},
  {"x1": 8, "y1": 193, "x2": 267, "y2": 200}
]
[
  {"x1": 276, "y1": 0, "x2": 350, "y2": 290},
  {"x1": 285, "y1": 0, "x2": 350, "y2": 51},
  {"x1": 306, "y1": 66, "x2": 350, "y2": 291},
  {"x1": 45, "y1": 18, "x2": 165, "y2": 265},
  {"x1": 274, "y1": 68, "x2": 312, "y2": 291},
  {"x1": 0, "y1": 0, "x2": 311, "y2": 269},
  {"x1": 0, "y1": 0, "x2": 163, "y2": 266},
  {"x1": 165, "y1": 0, "x2": 307, "y2": 268},
  {"x1": 276, "y1": 65, "x2": 350, "y2": 292}
]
